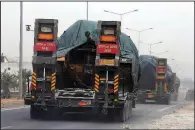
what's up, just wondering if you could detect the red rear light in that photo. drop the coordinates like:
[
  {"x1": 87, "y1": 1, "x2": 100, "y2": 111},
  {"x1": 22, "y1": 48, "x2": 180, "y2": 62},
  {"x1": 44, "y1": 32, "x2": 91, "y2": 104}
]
[
  {"x1": 30, "y1": 83, "x2": 41, "y2": 91},
  {"x1": 108, "y1": 88, "x2": 114, "y2": 93},
  {"x1": 36, "y1": 85, "x2": 41, "y2": 90},
  {"x1": 97, "y1": 44, "x2": 119, "y2": 54},
  {"x1": 156, "y1": 67, "x2": 166, "y2": 73}
]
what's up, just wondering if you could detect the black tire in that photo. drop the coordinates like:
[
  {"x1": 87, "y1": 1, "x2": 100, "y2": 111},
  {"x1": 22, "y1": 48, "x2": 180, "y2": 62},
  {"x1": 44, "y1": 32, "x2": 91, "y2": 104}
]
[
  {"x1": 165, "y1": 96, "x2": 171, "y2": 105},
  {"x1": 126, "y1": 101, "x2": 129, "y2": 121},
  {"x1": 30, "y1": 105, "x2": 41, "y2": 119},
  {"x1": 118, "y1": 103, "x2": 127, "y2": 122},
  {"x1": 132, "y1": 98, "x2": 136, "y2": 108},
  {"x1": 128, "y1": 100, "x2": 132, "y2": 119},
  {"x1": 157, "y1": 96, "x2": 170, "y2": 105},
  {"x1": 106, "y1": 108, "x2": 115, "y2": 121}
]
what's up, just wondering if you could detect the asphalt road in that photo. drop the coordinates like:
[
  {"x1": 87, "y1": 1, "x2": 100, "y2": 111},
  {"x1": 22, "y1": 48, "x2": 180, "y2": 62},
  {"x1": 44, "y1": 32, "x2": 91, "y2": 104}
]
[{"x1": 1, "y1": 101, "x2": 189, "y2": 129}]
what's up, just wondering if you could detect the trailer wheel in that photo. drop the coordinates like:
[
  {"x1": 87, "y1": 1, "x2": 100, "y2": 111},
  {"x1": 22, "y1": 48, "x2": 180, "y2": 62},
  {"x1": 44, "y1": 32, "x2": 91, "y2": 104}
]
[
  {"x1": 43, "y1": 108, "x2": 62, "y2": 120},
  {"x1": 118, "y1": 103, "x2": 127, "y2": 122},
  {"x1": 132, "y1": 98, "x2": 136, "y2": 108},
  {"x1": 30, "y1": 105, "x2": 41, "y2": 119},
  {"x1": 157, "y1": 96, "x2": 170, "y2": 105},
  {"x1": 127, "y1": 100, "x2": 132, "y2": 119},
  {"x1": 165, "y1": 96, "x2": 171, "y2": 105}
]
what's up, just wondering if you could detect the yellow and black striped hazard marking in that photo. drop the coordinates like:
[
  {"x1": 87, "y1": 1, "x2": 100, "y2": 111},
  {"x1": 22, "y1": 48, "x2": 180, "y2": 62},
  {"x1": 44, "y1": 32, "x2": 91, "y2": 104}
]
[
  {"x1": 114, "y1": 74, "x2": 119, "y2": 93},
  {"x1": 155, "y1": 82, "x2": 158, "y2": 91},
  {"x1": 51, "y1": 72, "x2": 56, "y2": 91},
  {"x1": 164, "y1": 82, "x2": 168, "y2": 92},
  {"x1": 31, "y1": 72, "x2": 36, "y2": 90},
  {"x1": 94, "y1": 74, "x2": 99, "y2": 92}
]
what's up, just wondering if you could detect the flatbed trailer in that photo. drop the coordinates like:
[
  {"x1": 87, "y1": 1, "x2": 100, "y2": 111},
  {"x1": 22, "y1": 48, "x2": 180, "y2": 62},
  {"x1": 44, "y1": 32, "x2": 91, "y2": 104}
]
[{"x1": 24, "y1": 19, "x2": 139, "y2": 122}]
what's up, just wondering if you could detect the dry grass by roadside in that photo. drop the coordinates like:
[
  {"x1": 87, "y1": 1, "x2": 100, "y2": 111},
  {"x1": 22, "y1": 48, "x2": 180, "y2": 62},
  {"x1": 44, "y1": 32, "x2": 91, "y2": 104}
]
[{"x1": 1, "y1": 98, "x2": 24, "y2": 108}]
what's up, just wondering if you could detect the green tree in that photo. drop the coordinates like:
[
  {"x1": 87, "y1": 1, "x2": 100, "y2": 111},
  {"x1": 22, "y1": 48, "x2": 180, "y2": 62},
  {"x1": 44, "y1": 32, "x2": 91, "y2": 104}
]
[
  {"x1": 1, "y1": 69, "x2": 18, "y2": 98},
  {"x1": 17, "y1": 69, "x2": 32, "y2": 97}
]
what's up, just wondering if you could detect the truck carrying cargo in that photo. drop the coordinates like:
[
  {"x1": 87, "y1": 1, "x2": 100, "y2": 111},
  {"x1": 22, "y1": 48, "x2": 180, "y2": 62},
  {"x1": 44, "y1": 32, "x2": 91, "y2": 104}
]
[
  {"x1": 24, "y1": 19, "x2": 140, "y2": 122},
  {"x1": 137, "y1": 55, "x2": 174, "y2": 104}
]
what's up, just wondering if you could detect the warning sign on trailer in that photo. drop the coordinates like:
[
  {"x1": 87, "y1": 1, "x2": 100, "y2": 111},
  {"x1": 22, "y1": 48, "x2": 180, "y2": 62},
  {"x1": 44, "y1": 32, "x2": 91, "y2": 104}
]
[{"x1": 97, "y1": 44, "x2": 119, "y2": 54}]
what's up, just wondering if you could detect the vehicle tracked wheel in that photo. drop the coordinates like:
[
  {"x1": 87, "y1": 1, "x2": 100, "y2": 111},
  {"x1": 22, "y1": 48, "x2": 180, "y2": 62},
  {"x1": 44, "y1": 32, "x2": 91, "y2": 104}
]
[{"x1": 30, "y1": 105, "x2": 41, "y2": 119}]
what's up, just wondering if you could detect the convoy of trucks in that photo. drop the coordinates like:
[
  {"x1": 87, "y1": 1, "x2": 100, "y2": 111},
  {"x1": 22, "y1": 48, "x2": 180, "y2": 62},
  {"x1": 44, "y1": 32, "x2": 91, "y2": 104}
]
[{"x1": 24, "y1": 18, "x2": 180, "y2": 122}]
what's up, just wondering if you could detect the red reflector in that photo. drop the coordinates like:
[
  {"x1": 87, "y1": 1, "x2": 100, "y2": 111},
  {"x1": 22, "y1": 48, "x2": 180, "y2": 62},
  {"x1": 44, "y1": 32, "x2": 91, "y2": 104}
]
[
  {"x1": 108, "y1": 88, "x2": 114, "y2": 92},
  {"x1": 34, "y1": 42, "x2": 56, "y2": 52},
  {"x1": 156, "y1": 67, "x2": 166, "y2": 73},
  {"x1": 78, "y1": 101, "x2": 88, "y2": 106},
  {"x1": 97, "y1": 44, "x2": 119, "y2": 54}
]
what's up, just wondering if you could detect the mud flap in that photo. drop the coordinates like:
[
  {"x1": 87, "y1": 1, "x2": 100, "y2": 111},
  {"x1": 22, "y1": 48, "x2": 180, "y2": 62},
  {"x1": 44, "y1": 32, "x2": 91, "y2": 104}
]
[{"x1": 156, "y1": 95, "x2": 170, "y2": 105}]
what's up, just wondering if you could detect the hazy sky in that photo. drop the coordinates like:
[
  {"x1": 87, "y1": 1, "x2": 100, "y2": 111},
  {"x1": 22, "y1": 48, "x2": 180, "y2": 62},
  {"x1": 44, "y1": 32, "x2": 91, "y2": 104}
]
[{"x1": 1, "y1": 2, "x2": 194, "y2": 79}]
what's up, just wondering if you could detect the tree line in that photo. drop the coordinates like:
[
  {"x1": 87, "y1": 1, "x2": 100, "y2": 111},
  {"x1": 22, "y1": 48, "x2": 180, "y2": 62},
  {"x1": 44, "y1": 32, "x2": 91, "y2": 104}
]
[{"x1": 1, "y1": 68, "x2": 32, "y2": 98}]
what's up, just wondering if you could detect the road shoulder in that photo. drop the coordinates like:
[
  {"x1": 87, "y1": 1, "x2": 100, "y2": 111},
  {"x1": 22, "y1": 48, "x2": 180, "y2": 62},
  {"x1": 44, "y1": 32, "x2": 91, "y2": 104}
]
[{"x1": 148, "y1": 102, "x2": 194, "y2": 129}]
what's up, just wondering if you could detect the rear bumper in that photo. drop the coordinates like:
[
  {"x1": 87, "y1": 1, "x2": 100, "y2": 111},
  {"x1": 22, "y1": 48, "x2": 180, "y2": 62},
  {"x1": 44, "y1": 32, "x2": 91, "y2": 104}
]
[
  {"x1": 137, "y1": 93, "x2": 170, "y2": 103},
  {"x1": 24, "y1": 96, "x2": 125, "y2": 109}
]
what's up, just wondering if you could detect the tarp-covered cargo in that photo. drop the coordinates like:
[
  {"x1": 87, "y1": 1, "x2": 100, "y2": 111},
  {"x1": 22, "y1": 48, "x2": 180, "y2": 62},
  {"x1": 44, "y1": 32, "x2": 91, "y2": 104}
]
[
  {"x1": 57, "y1": 20, "x2": 139, "y2": 60},
  {"x1": 138, "y1": 55, "x2": 173, "y2": 90},
  {"x1": 57, "y1": 20, "x2": 140, "y2": 83}
]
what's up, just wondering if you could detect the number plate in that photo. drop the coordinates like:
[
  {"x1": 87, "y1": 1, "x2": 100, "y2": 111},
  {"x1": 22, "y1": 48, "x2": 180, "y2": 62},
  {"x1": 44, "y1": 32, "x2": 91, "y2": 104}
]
[
  {"x1": 145, "y1": 100, "x2": 155, "y2": 103},
  {"x1": 99, "y1": 59, "x2": 114, "y2": 65},
  {"x1": 97, "y1": 44, "x2": 119, "y2": 54},
  {"x1": 34, "y1": 42, "x2": 56, "y2": 52}
]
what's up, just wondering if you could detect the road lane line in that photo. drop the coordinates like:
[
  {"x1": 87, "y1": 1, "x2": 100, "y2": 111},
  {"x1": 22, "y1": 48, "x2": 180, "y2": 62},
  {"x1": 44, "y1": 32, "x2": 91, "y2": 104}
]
[
  {"x1": 158, "y1": 105, "x2": 176, "y2": 112},
  {"x1": 1, "y1": 106, "x2": 30, "y2": 112},
  {"x1": 1, "y1": 126, "x2": 12, "y2": 129}
]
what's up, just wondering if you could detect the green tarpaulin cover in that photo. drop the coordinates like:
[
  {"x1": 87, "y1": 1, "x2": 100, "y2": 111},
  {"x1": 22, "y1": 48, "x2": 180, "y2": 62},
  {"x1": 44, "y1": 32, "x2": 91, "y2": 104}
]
[{"x1": 57, "y1": 20, "x2": 139, "y2": 60}]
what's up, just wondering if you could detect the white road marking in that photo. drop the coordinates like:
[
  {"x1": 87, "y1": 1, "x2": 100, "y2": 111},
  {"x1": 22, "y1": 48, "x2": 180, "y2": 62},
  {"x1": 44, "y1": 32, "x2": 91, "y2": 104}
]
[
  {"x1": 1, "y1": 106, "x2": 30, "y2": 112},
  {"x1": 158, "y1": 105, "x2": 176, "y2": 112},
  {"x1": 1, "y1": 126, "x2": 12, "y2": 129}
]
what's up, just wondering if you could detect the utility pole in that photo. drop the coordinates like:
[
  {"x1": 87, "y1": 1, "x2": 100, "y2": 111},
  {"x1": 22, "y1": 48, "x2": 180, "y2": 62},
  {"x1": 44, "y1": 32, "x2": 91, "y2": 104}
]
[
  {"x1": 19, "y1": 1, "x2": 23, "y2": 99},
  {"x1": 87, "y1": 1, "x2": 88, "y2": 20},
  {"x1": 148, "y1": 41, "x2": 163, "y2": 55},
  {"x1": 149, "y1": 44, "x2": 152, "y2": 55},
  {"x1": 138, "y1": 32, "x2": 140, "y2": 52}
]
